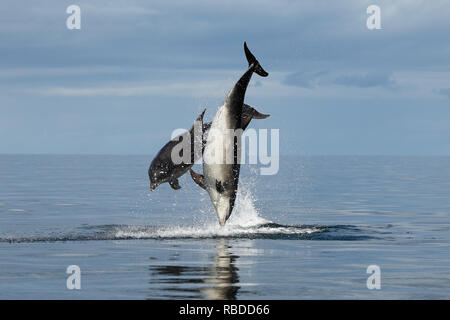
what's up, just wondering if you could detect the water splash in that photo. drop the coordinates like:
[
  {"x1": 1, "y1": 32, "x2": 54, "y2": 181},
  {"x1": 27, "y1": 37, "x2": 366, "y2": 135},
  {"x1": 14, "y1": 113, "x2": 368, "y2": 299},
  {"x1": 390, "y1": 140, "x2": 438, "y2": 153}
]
[
  {"x1": 114, "y1": 181, "x2": 318, "y2": 239},
  {"x1": 0, "y1": 174, "x2": 373, "y2": 243},
  {"x1": 225, "y1": 182, "x2": 270, "y2": 228}
]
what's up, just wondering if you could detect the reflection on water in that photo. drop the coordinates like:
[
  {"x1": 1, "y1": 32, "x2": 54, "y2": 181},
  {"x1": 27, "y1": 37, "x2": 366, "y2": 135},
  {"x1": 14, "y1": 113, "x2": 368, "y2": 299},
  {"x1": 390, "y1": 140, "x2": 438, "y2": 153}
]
[
  {"x1": 148, "y1": 239, "x2": 240, "y2": 299},
  {"x1": 202, "y1": 239, "x2": 240, "y2": 300}
]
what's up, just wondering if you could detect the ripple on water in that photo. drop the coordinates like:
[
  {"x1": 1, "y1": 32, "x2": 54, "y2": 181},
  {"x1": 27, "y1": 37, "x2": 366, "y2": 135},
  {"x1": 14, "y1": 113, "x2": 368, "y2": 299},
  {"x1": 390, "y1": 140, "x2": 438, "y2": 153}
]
[{"x1": 0, "y1": 222, "x2": 376, "y2": 243}]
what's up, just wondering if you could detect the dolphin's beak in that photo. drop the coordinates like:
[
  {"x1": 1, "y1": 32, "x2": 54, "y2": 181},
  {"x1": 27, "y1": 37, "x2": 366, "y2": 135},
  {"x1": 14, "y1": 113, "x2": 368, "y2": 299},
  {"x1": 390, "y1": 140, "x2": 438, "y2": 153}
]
[
  {"x1": 150, "y1": 183, "x2": 157, "y2": 191},
  {"x1": 219, "y1": 217, "x2": 227, "y2": 227}
]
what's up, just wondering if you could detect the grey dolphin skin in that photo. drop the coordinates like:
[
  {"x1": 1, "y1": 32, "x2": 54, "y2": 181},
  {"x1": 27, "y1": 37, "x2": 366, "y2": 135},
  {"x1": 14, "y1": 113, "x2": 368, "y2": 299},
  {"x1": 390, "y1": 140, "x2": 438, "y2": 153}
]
[
  {"x1": 148, "y1": 104, "x2": 269, "y2": 191},
  {"x1": 149, "y1": 109, "x2": 206, "y2": 191},
  {"x1": 190, "y1": 42, "x2": 268, "y2": 226}
]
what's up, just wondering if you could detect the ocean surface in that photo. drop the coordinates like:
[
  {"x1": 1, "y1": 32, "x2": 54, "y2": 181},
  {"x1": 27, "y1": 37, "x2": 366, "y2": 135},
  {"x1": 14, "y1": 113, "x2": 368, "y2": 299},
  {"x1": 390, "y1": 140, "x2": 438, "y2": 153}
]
[{"x1": 0, "y1": 155, "x2": 449, "y2": 299}]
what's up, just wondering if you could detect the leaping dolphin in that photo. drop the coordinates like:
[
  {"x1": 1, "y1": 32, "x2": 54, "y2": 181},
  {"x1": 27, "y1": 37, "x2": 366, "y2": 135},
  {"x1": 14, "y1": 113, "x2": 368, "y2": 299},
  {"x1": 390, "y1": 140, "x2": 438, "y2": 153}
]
[
  {"x1": 148, "y1": 104, "x2": 269, "y2": 191},
  {"x1": 190, "y1": 42, "x2": 268, "y2": 226}
]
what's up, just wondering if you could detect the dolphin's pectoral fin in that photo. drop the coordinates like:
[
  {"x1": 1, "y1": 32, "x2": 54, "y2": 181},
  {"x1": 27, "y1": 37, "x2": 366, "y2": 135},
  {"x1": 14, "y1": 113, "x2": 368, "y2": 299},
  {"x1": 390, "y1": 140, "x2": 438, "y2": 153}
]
[
  {"x1": 250, "y1": 108, "x2": 270, "y2": 119},
  {"x1": 241, "y1": 104, "x2": 270, "y2": 130},
  {"x1": 189, "y1": 169, "x2": 206, "y2": 190},
  {"x1": 169, "y1": 178, "x2": 181, "y2": 190}
]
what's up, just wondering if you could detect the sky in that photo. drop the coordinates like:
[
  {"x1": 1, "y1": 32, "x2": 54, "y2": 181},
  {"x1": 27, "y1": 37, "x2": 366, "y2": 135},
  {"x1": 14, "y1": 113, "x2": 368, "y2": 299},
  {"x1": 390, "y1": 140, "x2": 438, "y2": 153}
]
[{"x1": 1, "y1": 0, "x2": 450, "y2": 155}]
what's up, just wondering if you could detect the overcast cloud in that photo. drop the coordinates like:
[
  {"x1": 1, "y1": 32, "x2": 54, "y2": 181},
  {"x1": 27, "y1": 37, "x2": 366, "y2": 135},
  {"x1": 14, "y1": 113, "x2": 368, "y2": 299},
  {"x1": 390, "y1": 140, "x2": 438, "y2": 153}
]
[{"x1": 1, "y1": 0, "x2": 450, "y2": 155}]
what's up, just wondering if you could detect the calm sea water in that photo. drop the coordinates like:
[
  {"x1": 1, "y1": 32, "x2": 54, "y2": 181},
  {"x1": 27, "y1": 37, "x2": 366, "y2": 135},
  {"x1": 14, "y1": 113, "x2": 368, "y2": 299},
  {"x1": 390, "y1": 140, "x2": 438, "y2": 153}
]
[{"x1": 0, "y1": 155, "x2": 449, "y2": 299}]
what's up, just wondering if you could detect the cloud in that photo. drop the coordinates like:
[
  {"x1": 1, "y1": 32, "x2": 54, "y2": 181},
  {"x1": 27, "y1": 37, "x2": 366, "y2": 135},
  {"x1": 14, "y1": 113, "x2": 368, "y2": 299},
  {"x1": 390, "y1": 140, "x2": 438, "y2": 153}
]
[
  {"x1": 283, "y1": 70, "x2": 396, "y2": 89},
  {"x1": 2, "y1": 0, "x2": 450, "y2": 71},
  {"x1": 436, "y1": 88, "x2": 450, "y2": 99},
  {"x1": 332, "y1": 72, "x2": 396, "y2": 88},
  {"x1": 282, "y1": 71, "x2": 329, "y2": 88},
  {"x1": 29, "y1": 82, "x2": 227, "y2": 98},
  {"x1": 2, "y1": 0, "x2": 450, "y2": 155}
]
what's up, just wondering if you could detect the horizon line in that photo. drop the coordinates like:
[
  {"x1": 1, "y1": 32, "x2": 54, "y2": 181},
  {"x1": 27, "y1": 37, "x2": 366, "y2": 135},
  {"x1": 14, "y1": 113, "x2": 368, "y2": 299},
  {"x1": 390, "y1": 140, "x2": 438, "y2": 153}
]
[{"x1": 1, "y1": 153, "x2": 450, "y2": 157}]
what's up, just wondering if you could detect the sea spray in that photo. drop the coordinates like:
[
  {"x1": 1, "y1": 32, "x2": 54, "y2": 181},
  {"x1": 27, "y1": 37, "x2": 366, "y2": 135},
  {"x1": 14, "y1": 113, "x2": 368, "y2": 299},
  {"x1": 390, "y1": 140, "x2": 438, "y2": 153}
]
[
  {"x1": 110, "y1": 168, "x2": 320, "y2": 239},
  {"x1": 110, "y1": 174, "x2": 320, "y2": 239},
  {"x1": 225, "y1": 177, "x2": 270, "y2": 228},
  {"x1": 191, "y1": 172, "x2": 270, "y2": 229}
]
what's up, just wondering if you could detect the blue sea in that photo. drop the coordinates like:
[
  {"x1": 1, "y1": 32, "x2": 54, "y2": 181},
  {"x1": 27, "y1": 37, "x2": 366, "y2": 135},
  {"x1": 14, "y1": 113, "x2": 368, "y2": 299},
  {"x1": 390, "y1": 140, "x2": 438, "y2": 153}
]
[{"x1": 0, "y1": 155, "x2": 449, "y2": 299}]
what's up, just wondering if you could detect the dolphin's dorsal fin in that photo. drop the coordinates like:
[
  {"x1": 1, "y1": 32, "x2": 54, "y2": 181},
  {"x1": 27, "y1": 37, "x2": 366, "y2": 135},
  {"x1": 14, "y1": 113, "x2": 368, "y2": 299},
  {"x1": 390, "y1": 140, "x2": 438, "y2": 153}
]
[
  {"x1": 189, "y1": 169, "x2": 206, "y2": 190},
  {"x1": 189, "y1": 108, "x2": 206, "y2": 133},
  {"x1": 196, "y1": 108, "x2": 206, "y2": 122},
  {"x1": 169, "y1": 178, "x2": 181, "y2": 190}
]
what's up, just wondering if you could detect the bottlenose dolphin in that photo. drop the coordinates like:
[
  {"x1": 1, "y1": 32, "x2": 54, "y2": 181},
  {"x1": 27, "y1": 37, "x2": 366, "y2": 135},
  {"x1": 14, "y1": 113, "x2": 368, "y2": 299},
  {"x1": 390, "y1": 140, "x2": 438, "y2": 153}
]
[
  {"x1": 148, "y1": 104, "x2": 269, "y2": 191},
  {"x1": 149, "y1": 109, "x2": 205, "y2": 191},
  {"x1": 190, "y1": 42, "x2": 268, "y2": 226}
]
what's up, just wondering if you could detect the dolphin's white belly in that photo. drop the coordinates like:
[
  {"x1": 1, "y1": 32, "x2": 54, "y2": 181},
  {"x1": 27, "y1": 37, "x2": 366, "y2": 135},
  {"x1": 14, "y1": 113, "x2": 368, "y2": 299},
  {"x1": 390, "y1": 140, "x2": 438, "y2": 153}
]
[
  {"x1": 203, "y1": 104, "x2": 236, "y2": 225},
  {"x1": 203, "y1": 104, "x2": 234, "y2": 176}
]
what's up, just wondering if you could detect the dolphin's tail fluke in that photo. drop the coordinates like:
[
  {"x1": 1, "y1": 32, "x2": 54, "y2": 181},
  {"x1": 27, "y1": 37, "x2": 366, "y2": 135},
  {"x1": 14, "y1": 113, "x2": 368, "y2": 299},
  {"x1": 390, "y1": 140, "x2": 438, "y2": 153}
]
[{"x1": 244, "y1": 42, "x2": 269, "y2": 77}]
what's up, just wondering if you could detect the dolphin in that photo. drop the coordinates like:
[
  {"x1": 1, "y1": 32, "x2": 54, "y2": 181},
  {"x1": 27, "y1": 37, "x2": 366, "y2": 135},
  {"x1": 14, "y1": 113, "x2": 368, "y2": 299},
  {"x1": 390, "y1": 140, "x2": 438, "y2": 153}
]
[
  {"x1": 190, "y1": 42, "x2": 268, "y2": 226},
  {"x1": 148, "y1": 104, "x2": 269, "y2": 191},
  {"x1": 148, "y1": 109, "x2": 205, "y2": 191}
]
